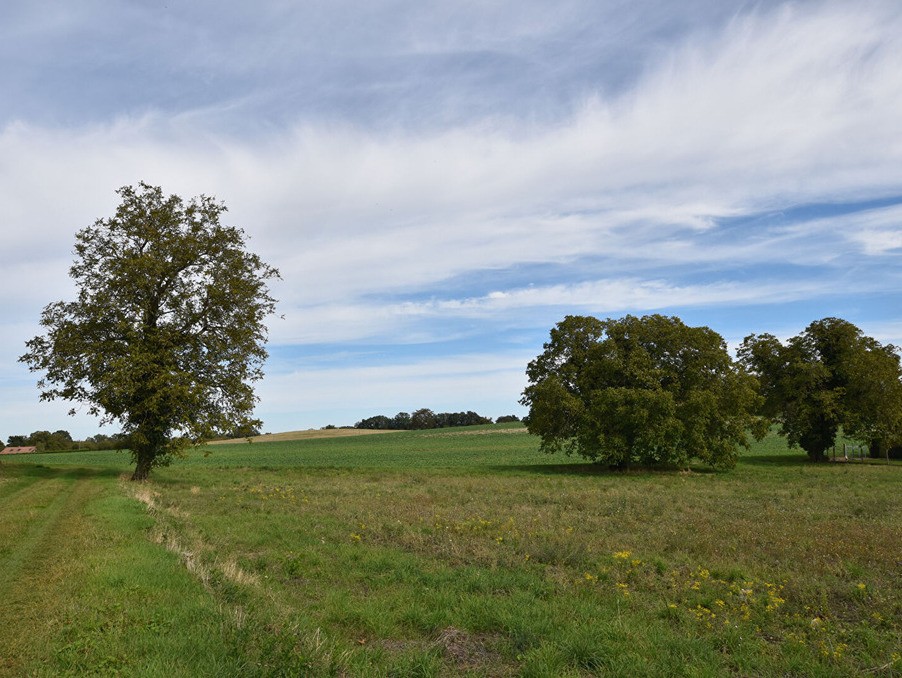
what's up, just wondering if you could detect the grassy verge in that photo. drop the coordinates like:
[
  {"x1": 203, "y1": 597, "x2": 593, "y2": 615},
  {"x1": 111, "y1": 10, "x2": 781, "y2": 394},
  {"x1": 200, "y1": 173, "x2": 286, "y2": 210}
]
[
  {"x1": 0, "y1": 465, "x2": 248, "y2": 676},
  {"x1": 2, "y1": 426, "x2": 900, "y2": 676}
]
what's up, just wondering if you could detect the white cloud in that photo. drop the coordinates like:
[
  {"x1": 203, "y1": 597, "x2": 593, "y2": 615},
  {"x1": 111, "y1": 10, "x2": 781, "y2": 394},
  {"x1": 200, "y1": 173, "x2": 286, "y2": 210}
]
[
  {"x1": 4, "y1": 1, "x2": 902, "y2": 435},
  {"x1": 866, "y1": 321, "x2": 902, "y2": 348},
  {"x1": 854, "y1": 229, "x2": 902, "y2": 255},
  {"x1": 4, "y1": 2, "x2": 901, "y2": 275},
  {"x1": 837, "y1": 206, "x2": 902, "y2": 255},
  {"x1": 429, "y1": 279, "x2": 823, "y2": 315},
  {"x1": 269, "y1": 273, "x2": 885, "y2": 346}
]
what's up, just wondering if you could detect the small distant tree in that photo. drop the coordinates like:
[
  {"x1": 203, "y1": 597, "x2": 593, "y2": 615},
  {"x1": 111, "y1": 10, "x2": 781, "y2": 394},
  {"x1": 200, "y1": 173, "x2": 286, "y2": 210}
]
[
  {"x1": 20, "y1": 183, "x2": 279, "y2": 480},
  {"x1": 521, "y1": 314, "x2": 764, "y2": 469},
  {"x1": 739, "y1": 317, "x2": 902, "y2": 461},
  {"x1": 6, "y1": 435, "x2": 27, "y2": 447},
  {"x1": 495, "y1": 415, "x2": 520, "y2": 424},
  {"x1": 229, "y1": 423, "x2": 262, "y2": 439},
  {"x1": 51, "y1": 430, "x2": 74, "y2": 450},
  {"x1": 391, "y1": 412, "x2": 412, "y2": 429},
  {"x1": 26, "y1": 431, "x2": 52, "y2": 451},
  {"x1": 410, "y1": 408, "x2": 437, "y2": 430},
  {"x1": 460, "y1": 411, "x2": 492, "y2": 426},
  {"x1": 355, "y1": 415, "x2": 394, "y2": 430},
  {"x1": 83, "y1": 432, "x2": 131, "y2": 451}
]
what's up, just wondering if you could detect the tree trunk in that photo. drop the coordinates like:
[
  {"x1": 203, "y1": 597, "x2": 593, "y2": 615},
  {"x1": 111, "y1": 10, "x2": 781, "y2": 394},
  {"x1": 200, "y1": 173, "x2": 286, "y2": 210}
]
[
  {"x1": 131, "y1": 452, "x2": 154, "y2": 481},
  {"x1": 130, "y1": 422, "x2": 167, "y2": 481}
]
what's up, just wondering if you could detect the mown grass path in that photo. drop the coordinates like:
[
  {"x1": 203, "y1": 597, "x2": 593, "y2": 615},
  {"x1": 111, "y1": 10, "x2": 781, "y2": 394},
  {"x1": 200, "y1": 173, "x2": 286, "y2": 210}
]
[
  {"x1": 1, "y1": 467, "x2": 103, "y2": 673},
  {"x1": 0, "y1": 464, "x2": 248, "y2": 677},
  {"x1": 0, "y1": 469, "x2": 87, "y2": 607}
]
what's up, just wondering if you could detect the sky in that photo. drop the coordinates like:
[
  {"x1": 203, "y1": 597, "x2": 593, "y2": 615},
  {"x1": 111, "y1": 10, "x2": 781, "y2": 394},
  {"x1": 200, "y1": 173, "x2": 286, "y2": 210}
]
[{"x1": 1, "y1": 0, "x2": 901, "y2": 440}]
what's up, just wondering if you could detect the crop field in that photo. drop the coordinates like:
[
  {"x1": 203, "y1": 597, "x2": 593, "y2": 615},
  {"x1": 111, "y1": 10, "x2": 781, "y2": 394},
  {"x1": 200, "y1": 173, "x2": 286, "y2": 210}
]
[{"x1": 1, "y1": 425, "x2": 900, "y2": 676}]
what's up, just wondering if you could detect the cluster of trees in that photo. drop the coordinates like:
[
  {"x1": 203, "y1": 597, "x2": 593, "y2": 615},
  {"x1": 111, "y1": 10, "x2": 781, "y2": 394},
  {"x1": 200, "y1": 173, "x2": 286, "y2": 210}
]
[
  {"x1": 5, "y1": 430, "x2": 72, "y2": 451},
  {"x1": 3, "y1": 430, "x2": 131, "y2": 452},
  {"x1": 522, "y1": 314, "x2": 902, "y2": 470},
  {"x1": 356, "y1": 409, "x2": 493, "y2": 430},
  {"x1": 739, "y1": 318, "x2": 902, "y2": 461},
  {"x1": 521, "y1": 315, "x2": 764, "y2": 469}
]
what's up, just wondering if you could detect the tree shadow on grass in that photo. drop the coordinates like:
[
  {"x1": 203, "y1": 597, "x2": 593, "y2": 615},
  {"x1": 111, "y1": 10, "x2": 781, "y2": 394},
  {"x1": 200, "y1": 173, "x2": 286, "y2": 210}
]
[
  {"x1": 739, "y1": 453, "x2": 809, "y2": 467},
  {"x1": 739, "y1": 453, "x2": 897, "y2": 469},
  {"x1": 488, "y1": 462, "x2": 607, "y2": 477},
  {"x1": 487, "y1": 462, "x2": 721, "y2": 477},
  {"x1": 739, "y1": 453, "x2": 902, "y2": 469}
]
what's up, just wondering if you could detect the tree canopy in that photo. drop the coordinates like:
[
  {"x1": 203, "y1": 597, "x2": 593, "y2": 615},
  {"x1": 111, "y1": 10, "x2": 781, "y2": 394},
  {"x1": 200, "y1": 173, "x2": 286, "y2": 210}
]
[
  {"x1": 738, "y1": 317, "x2": 902, "y2": 460},
  {"x1": 521, "y1": 314, "x2": 764, "y2": 469},
  {"x1": 21, "y1": 183, "x2": 279, "y2": 479}
]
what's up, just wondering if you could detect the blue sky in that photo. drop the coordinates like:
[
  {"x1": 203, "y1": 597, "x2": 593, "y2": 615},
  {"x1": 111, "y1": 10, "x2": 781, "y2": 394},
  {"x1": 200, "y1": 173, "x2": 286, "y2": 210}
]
[{"x1": 2, "y1": 1, "x2": 901, "y2": 439}]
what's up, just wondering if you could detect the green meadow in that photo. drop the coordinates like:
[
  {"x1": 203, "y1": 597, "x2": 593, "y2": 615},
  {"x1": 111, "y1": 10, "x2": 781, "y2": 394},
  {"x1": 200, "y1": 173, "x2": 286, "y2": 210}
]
[{"x1": 1, "y1": 425, "x2": 899, "y2": 676}]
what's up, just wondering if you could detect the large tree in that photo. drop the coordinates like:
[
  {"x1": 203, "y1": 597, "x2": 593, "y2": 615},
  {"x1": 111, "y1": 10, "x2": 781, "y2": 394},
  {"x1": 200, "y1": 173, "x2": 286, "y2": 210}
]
[
  {"x1": 21, "y1": 183, "x2": 279, "y2": 480},
  {"x1": 738, "y1": 318, "x2": 902, "y2": 461},
  {"x1": 521, "y1": 314, "x2": 764, "y2": 469}
]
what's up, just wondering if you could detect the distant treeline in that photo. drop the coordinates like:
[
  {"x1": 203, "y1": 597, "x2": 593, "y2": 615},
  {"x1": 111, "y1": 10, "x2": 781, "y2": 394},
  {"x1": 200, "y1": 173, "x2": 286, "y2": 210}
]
[
  {"x1": 3, "y1": 430, "x2": 131, "y2": 452},
  {"x1": 4, "y1": 416, "x2": 524, "y2": 450},
  {"x1": 355, "y1": 409, "x2": 520, "y2": 430},
  {"x1": 5, "y1": 424, "x2": 265, "y2": 450}
]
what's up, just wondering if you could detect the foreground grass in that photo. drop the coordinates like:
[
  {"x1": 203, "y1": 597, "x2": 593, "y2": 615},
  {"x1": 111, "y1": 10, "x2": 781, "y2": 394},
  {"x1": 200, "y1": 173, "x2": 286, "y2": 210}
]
[
  {"x1": 0, "y1": 466, "x2": 251, "y2": 676},
  {"x1": 2, "y1": 426, "x2": 900, "y2": 676}
]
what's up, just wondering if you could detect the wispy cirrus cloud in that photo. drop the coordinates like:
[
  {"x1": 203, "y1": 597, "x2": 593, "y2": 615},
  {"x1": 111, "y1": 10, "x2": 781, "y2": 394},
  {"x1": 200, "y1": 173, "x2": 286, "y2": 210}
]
[{"x1": 2, "y1": 1, "x2": 901, "y2": 435}]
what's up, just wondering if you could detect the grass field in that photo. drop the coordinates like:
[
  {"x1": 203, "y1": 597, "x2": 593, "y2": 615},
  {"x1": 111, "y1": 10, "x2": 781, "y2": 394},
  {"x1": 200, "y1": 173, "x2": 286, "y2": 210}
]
[
  {"x1": 206, "y1": 428, "x2": 405, "y2": 445},
  {"x1": 1, "y1": 425, "x2": 899, "y2": 676}
]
